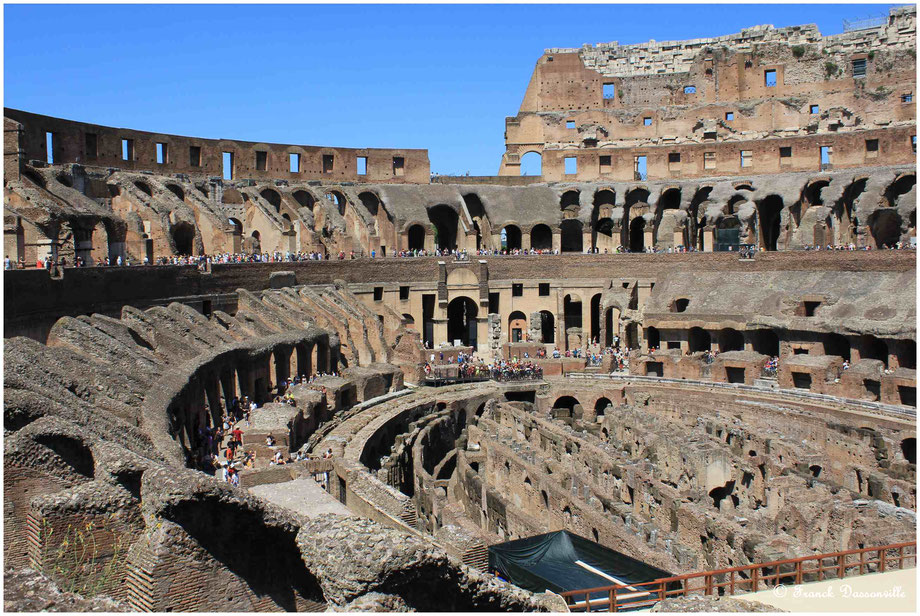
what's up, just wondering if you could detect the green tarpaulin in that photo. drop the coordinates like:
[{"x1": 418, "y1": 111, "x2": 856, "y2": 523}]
[{"x1": 488, "y1": 530, "x2": 673, "y2": 605}]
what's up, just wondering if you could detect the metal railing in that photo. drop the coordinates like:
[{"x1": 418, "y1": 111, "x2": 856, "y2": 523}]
[{"x1": 560, "y1": 541, "x2": 916, "y2": 612}]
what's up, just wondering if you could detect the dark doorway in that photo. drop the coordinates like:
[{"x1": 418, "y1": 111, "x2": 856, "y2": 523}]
[
  {"x1": 447, "y1": 296, "x2": 478, "y2": 347},
  {"x1": 172, "y1": 222, "x2": 195, "y2": 255},
  {"x1": 629, "y1": 217, "x2": 646, "y2": 252},
  {"x1": 531, "y1": 224, "x2": 553, "y2": 250}
]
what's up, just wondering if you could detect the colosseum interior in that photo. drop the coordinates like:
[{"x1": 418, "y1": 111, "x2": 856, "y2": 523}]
[{"x1": 3, "y1": 5, "x2": 917, "y2": 613}]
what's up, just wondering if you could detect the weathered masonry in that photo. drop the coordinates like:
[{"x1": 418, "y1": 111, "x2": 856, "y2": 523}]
[{"x1": 499, "y1": 6, "x2": 917, "y2": 181}]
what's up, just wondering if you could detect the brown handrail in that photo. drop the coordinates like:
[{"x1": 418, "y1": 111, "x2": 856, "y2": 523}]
[{"x1": 559, "y1": 541, "x2": 916, "y2": 612}]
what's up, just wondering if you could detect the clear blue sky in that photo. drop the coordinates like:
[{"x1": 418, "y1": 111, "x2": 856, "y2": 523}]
[{"x1": 4, "y1": 3, "x2": 898, "y2": 175}]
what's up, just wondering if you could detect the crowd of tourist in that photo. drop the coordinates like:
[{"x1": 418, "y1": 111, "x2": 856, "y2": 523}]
[
  {"x1": 801, "y1": 241, "x2": 915, "y2": 251},
  {"x1": 5, "y1": 239, "x2": 914, "y2": 270}
]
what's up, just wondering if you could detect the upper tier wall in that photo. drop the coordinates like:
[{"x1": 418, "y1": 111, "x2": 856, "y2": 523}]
[
  {"x1": 4, "y1": 251, "x2": 914, "y2": 341},
  {"x1": 4, "y1": 108, "x2": 430, "y2": 184}
]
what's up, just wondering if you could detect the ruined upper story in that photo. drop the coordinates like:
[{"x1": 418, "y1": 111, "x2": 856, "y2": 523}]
[
  {"x1": 3, "y1": 108, "x2": 431, "y2": 185},
  {"x1": 500, "y1": 6, "x2": 917, "y2": 180}
]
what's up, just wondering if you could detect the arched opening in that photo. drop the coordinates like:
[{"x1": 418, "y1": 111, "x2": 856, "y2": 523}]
[
  {"x1": 752, "y1": 329, "x2": 779, "y2": 356},
  {"x1": 402, "y1": 313, "x2": 415, "y2": 329},
  {"x1": 718, "y1": 328, "x2": 744, "y2": 352},
  {"x1": 407, "y1": 224, "x2": 426, "y2": 250},
  {"x1": 325, "y1": 191, "x2": 347, "y2": 216},
  {"x1": 502, "y1": 225, "x2": 522, "y2": 251},
  {"x1": 824, "y1": 333, "x2": 851, "y2": 361},
  {"x1": 260, "y1": 188, "x2": 282, "y2": 213},
  {"x1": 657, "y1": 188, "x2": 681, "y2": 215},
  {"x1": 561, "y1": 190, "x2": 580, "y2": 211},
  {"x1": 428, "y1": 205, "x2": 459, "y2": 251},
  {"x1": 590, "y1": 294, "x2": 601, "y2": 344},
  {"x1": 520, "y1": 151, "x2": 542, "y2": 176},
  {"x1": 646, "y1": 326, "x2": 660, "y2": 350},
  {"x1": 867, "y1": 209, "x2": 902, "y2": 248},
  {"x1": 629, "y1": 216, "x2": 646, "y2": 252},
  {"x1": 292, "y1": 190, "x2": 315, "y2": 209},
  {"x1": 165, "y1": 184, "x2": 185, "y2": 201},
  {"x1": 715, "y1": 215, "x2": 741, "y2": 252},
  {"x1": 539, "y1": 310, "x2": 555, "y2": 344},
  {"x1": 447, "y1": 296, "x2": 478, "y2": 347},
  {"x1": 563, "y1": 294, "x2": 582, "y2": 332},
  {"x1": 530, "y1": 224, "x2": 552, "y2": 250},
  {"x1": 134, "y1": 181, "x2": 152, "y2": 196},
  {"x1": 688, "y1": 327, "x2": 711, "y2": 353},
  {"x1": 671, "y1": 298, "x2": 690, "y2": 313},
  {"x1": 594, "y1": 397, "x2": 612, "y2": 418},
  {"x1": 901, "y1": 438, "x2": 916, "y2": 465},
  {"x1": 508, "y1": 310, "x2": 527, "y2": 343},
  {"x1": 595, "y1": 218, "x2": 615, "y2": 249},
  {"x1": 250, "y1": 230, "x2": 262, "y2": 254},
  {"x1": 604, "y1": 307, "x2": 619, "y2": 347},
  {"x1": 358, "y1": 191, "x2": 380, "y2": 216},
  {"x1": 884, "y1": 174, "x2": 916, "y2": 207},
  {"x1": 560, "y1": 219, "x2": 583, "y2": 252},
  {"x1": 552, "y1": 396, "x2": 579, "y2": 412},
  {"x1": 171, "y1": 222, "x2": 195, "y2": 255},
  {"x1": 757, "y1": 196, "x2": 784, "y2": 251},
  {"x1": 860, "y1": 335, "x2": 888, "y2": 367}
]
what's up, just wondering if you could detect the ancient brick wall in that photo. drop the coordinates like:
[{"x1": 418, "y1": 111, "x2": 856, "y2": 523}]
[{"x1": 5, "y1": 108, "x2": 430, "y2": 184}]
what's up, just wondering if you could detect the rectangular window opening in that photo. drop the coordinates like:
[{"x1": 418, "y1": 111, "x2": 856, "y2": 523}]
[
  {"x1": 323, "y1": 154, "x2": 334, "y2": 174},
  {"x1": 704, "y1": 131, "x2": 717, "y2": 141},
  {"x1": 122, "y1": 138, "x2": 134, "y2": 162},
  {"x1": 683, "y1": 85, "x2": 696, "y2": 94},
  {"x1": 635, "y1": 155, "x2": 647, "y2": 181},
  {"x1": 810, "y1": 104, "x2": 819, "y2": 114},
  {"x1": 289, "y1": 153, "x2": 300, "y2": 173},
  {"x1": 255, "y1": 150, "x2": 267, "y2": 171},
  {"x1": 603, "y1": 83, "x2": 615, "y2": 99},
  {"x1": 643, "y1": 117, "x2": 652, "y2": 126},
  {"x1": 357, "y1": 156, "x2": 367, "y2": 175},
  {"x1": 156, "y1": 142, "x2": 168, "y2": 165},
  {"x1": 373, "y1": 287, "x2": 383, "y2": 302},
  {"x1": 902, "y1": 93, "x2": 913, "y2": 103},
  {"x1": 820, "y1": 146, "x2": 831, "y2": 167},
  {"x1": 599, "y1": 155, "x2": 612, "y2": 173},
  {"x1": 189, "y1": 146, "x2": 201, "y2": 167},
  {"x1": 740, "y1": 150, "x2": 753, "y2": 168},
  {"x1": 393, "y1": 156, "x2": 405, "y2": 177},
  {"x1": 852, "y1": 58, "x2": 866, "y2": 78},
  {"x1": 668, "y1": 152, "x2": 681, "y2": 163},
  {"x1": 45, "y1": 132, "x2": 55, "y2": 164},
  {"x1": 725, "y1": 112, "x2": 734, "y2": 121},
  {"x1": 764, "y1": 69, "x2": 777, "y2": 87},
  {"x1": 566, "y1": 120, "x2": 576, "y2": 129},
  {"x1": 865, "y1": 139, "x2": 879, "y2": 154},
  {"x1": 222, "y1": 151, "x2": 234, "y2": 180},
  {"x1": 488, "y1": 292, "x2": 500, "y2": 314},
  {"x1": 912, "y1": 136, "x2": 917, "y2": 153},
  {"x1": 780, "y1": 146, "x2": 793, "y2": 160},
  {"x1": 512, "y1": 283, "x2": 523, "y2": 297},
  {"x1": 85, "y1": 133, "x2": 97, "y2": 159},
  {"x1": 704, "y1": 151, "x2": 716, "y2": 169},
  {"x1": 399, "y1": 286, "x2": 410, "y2": 301},
  {"x1": 791, "y1": 372, "x2": 812, "y2": 389},
  {"x1": 539, "y1": 283, "x2": 550, "y2": 296},
  {"x1": 564, "y1": 156, "x2": 577, "y2": 175}
]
